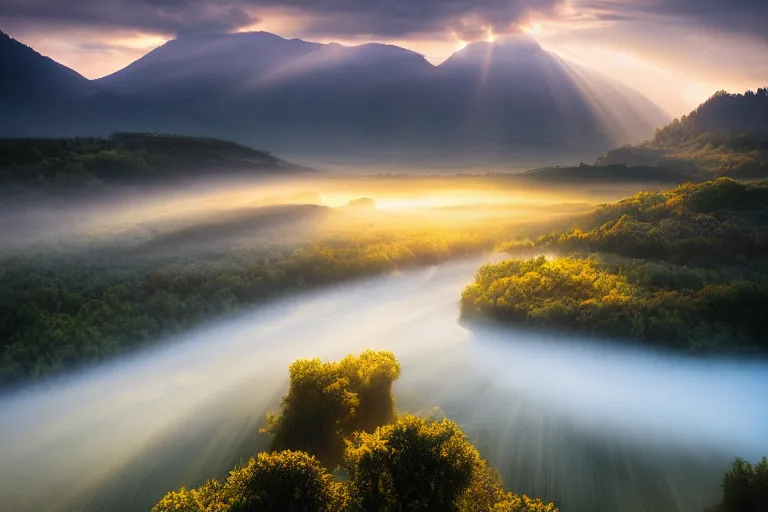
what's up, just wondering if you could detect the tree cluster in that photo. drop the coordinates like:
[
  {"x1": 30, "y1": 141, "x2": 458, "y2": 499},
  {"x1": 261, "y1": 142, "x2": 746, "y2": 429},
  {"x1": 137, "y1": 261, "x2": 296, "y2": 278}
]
[
  {"x1": 597, "y1": 88, "x2": 768, "y2": 179},
  {"x1": 0, "y1": 133, "x2": 286, "y2": 191},
  {"x1": 464, "y1": 179, "x2": 768, "y2": 352},
  {"x1": 0, "y1": 232, "x2": 492, "y2": 385},
  {"x1": 719, "y1": 457, "x2": 768, "y2": 512},
  {"x1": 152, "y1": 352, "x2": 558, "y2": 512}
]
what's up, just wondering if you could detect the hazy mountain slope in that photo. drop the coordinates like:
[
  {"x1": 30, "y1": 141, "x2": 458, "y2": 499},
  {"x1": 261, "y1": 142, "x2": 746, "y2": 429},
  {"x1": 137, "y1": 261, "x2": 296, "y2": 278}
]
[
  {"x1": 0, "y1": 31, "x2": 95, "y2": 107},
  {"x1": 427, "y1": 37, "x2": 667, "y2": 152},
  {"x1": 597, "y1": 88, "x2": 768, "y2": 178},
  {"x1": 0, "y1": 132, "x2": 305, "y2": 194},
  {"x1": 7, "y1": 30, "x2": 669, "y2": 165},
  {"x1": 96, "y1": 32, "x2": 323, "y2": 98},
  {"x1": 93, "y1": 32, "x2": 669, "y2": 161}
]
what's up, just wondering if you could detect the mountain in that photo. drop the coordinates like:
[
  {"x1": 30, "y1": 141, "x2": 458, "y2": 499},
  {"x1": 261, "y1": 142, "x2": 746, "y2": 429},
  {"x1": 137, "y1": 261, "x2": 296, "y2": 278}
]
[
  {"x1": 0, "y1": 31, "x2": 238, "y2": 140},
  {"x1": 424, "y1": 36, "x2": 667, "y2": 153},
  {"x1": 596, "y1": 88, "x2": 768, "y2": 179},
  {"x1": 3, "y1": 30, "x2": 670, "y2": 166},
  {"x1": 96, "y1": 32, "x2": 323, "y2": 98},
  {"x1": 0, "y1": 31, "x2": 97, "y2": 115}
]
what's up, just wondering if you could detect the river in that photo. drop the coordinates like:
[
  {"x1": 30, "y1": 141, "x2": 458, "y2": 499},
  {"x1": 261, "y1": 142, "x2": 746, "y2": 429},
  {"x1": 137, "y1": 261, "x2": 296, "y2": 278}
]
[{"x1": 1, "y1": 257, "x2": 766, "y2": 512}]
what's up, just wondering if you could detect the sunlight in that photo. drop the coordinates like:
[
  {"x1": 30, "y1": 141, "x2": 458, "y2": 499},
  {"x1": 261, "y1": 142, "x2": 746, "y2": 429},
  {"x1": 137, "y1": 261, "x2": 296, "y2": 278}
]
[{"x1": 520, "y1": 22, "x2": 543, "y2": 35}]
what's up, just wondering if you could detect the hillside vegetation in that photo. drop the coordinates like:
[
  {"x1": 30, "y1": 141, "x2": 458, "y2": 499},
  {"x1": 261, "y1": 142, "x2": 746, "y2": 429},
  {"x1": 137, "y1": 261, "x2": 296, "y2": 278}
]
[
  {"x1": 0, "y1": 132, "x2": 298, "y2": 191},
  {"x1": 462, "y1": 178, "x2": 768, "y2": 352},
  {"x1": 152, "y1": 351, "x2": 559, "y2": 512},
  {"x1": 596, "y1": 89, "x2": 768, "y2": 179},
  {"x1": 0, "y1": 230, "x2": 495, "y2": 385}
]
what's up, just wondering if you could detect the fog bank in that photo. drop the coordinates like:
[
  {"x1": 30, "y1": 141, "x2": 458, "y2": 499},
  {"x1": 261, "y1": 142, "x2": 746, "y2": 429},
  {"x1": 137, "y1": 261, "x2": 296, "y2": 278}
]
[{"x1": 0, "y1": 258, "x2": 766, "y2": 512}]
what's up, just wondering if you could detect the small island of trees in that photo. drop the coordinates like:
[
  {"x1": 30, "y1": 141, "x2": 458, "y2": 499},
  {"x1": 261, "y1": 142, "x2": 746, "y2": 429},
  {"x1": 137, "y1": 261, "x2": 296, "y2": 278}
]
[{"x1": 151, "y1": 350, "x2": 559, "y2": 512}]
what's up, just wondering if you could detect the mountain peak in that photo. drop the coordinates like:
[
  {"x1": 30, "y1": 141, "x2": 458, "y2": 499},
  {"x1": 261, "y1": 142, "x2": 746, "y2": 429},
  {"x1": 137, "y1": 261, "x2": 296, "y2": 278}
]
[
  {"x1": 1, "y1": 30, "x2": 94, "y2": 104},
  {"x1": 446, "y1": 34, "x2": 542, "y2": 65}
]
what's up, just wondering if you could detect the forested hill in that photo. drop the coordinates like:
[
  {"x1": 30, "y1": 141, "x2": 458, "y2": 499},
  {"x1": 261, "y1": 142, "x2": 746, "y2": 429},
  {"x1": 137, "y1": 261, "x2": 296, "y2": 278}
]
[
  {"x1": 463, "y1": 178, "x2": 768, "y2": 353},
  {"x1": 0, "y1": 133, "x2": 305, "y2": 192},
  {"x1": 655, "y1": 88, "x2": 768, "y2": 141},
  {"x1": 596, "y1": 88, "x2": 768, "y2": 179}
]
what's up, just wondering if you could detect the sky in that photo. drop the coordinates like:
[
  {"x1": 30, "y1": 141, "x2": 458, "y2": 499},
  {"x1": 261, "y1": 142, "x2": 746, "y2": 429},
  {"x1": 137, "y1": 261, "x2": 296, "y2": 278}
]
[{"x1": 2, "y1": 0, "x2": 767, "y2": 116}]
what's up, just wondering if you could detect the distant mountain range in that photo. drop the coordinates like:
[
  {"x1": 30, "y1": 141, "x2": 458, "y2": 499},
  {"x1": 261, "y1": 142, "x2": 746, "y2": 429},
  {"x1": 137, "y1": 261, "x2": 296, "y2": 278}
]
[{"x1": 1, "y1": 30, "x2": 670, "y2": 166}]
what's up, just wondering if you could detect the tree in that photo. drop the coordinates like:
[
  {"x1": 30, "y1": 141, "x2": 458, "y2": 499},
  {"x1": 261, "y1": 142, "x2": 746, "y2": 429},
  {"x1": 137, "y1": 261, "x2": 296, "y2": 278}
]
[
  {"x1": 151, "y1": 480, "x2": 224, "y2": 512},
  {"x1": 343, "y1": 415, "x2": 479, "y2": 511},
  {"x1": 263, "y1": 350, "x2": 401, "y2": 469},
  {"x1": 223, "y1": 451, "x2": 347, "y2": 512},
  {"x1": 721, "y1": 457, "x2": 768, "y2": 512}
]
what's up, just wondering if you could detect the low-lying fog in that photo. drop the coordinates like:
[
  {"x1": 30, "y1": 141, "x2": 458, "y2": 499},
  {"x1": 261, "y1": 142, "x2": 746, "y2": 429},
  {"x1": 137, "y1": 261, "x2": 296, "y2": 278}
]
[
  {"x1": 1, "y1": 257, "x2": 766, "y2": 512},
  {"x1": 0, "y1": 174, "x2": 634, "y2": 254}
]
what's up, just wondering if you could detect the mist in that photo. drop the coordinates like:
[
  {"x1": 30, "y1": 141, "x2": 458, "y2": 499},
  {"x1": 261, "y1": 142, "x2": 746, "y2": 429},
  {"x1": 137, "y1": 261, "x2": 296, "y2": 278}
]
[
  {"x1": 0, "y1": 169, "x2": 673, "y2": 258},
  {"x1": 1, "y1": 257, "x2": 765, "y2": 512}
]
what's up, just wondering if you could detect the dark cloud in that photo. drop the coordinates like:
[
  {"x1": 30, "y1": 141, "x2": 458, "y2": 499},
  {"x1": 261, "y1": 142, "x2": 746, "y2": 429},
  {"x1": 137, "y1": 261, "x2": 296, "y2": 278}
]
[
  {"x1": 585, "y1": 0, "x2": 768, "y2": 41},
  {"x1": 0, "y1": 0, "x2": 257, "y2": 36},
  {"x1": 0, "y1": 0, "x2": 765, "y2": 41},
  {"x1": 0, "y1": 0, "x2": 560, "y2": 38}
]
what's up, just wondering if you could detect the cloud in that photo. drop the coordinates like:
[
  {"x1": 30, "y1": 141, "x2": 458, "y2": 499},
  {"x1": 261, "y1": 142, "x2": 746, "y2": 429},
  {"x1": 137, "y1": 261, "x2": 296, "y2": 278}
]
[
  {"x1": 0, "y1": 0, "x2": 560, "y2": 39},
  {"x1": 0, "y1": 0, "x2": 258, "y2": 36},
  {"x1": 0, "y1": 0, "x2": 765, "y2": 42},
  {"x1": 582, "y1": 0, "x2": 768, "y2": 41}
]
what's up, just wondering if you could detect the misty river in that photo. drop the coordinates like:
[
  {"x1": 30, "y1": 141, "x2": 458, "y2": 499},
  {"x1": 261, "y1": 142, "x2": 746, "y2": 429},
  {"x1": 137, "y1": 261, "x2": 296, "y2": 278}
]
[{"x1": 1, "y1": 257, "x2": 767, "y2": 512}]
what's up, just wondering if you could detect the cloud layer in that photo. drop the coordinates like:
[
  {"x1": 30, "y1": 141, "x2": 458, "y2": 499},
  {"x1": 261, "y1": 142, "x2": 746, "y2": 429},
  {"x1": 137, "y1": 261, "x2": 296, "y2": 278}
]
[
  {"x1": 582, "y1": 0, "x2": 768, "y2": 41},
  {"x1": 2, "y1": 0, "x2": 766, "y2": 43}
]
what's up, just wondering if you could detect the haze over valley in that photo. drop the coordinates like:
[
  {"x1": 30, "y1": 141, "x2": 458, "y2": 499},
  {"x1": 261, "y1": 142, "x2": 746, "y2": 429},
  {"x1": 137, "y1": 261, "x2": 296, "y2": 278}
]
[{"x1": 1, "y1": 2, "x2": 768, "y2": 512}]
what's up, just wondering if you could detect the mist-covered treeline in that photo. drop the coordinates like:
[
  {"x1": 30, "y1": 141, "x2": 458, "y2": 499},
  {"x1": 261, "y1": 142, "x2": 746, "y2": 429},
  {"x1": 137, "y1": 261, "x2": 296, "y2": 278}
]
[
  {"x1": 0, "y1": 231, "x2": 494, "y2": 385},
  {"x1": 0, "y1": 133, "x2": 296, "y2": 191},
  {"x1": 597, "y1": 89, "x2": 768, "y2": 179},
  {"x1": 152, "y1": 351, "x2": 559, "y2": 512},
  {"x1": 462, "y1": 178, "x2": 768, "y2": 352}
]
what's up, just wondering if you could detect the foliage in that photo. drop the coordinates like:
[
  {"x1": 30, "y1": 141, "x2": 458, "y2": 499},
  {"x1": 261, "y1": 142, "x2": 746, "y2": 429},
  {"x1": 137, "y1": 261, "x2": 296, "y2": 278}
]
[
  {"x1": 0, "y1": 133, "x2": 289, "y2": 191},
  {"x1": 653, "y1": 89, "x2": 768, "y2": 146},
  {"x1": 463, "y1": 179, "x2": 768, "y2": 352},
  {"x1": 720, "y1": 457, "x2": 768, "y2": 512},
  {"x1": 0, "y1": 231, "x2": 492, "y2": 385},
  {"x1": 263, "y1": 350, "x2": 401, "y2": 469},
  {"x1": 344, "y1": 415, "x2": 478, "y2": 511},
  {"x1": 536, "y1": 178, "x2": 768, "y2": 267},
  {"x1": 152, "y1": 481, "x2": 225, "y2": 512},
  {"x1": 153, "y1": 355, "x2": 559, "y2": 512},
  {"x1": 597, "y1": 88, "x2": 768, "y2": 178},
  {"x1": 151, "y1": 451, "x2": 345, "y2": 512},
  {"x1": 223, "y1": 451, "x2": 347, "y2": 512}
]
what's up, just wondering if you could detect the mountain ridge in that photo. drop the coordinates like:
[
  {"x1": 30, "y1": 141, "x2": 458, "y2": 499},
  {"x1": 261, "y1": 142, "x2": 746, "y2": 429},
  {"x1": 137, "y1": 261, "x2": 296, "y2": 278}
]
[{"x1": 2, "y1": 29, "x2": 669, "y2": 166}]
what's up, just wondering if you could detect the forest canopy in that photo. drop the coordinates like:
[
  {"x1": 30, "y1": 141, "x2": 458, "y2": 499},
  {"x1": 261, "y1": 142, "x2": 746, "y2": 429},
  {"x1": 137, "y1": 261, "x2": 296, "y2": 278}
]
[
  {"x1": 0, "y1": 132, "x2": 299, "y2": 191},
  {"x1": 0, "y1": 229, "x2": 496, "y2": 386},
  {"x1": 463, "y1": 178, "x2": 768, "y2": 352},
  {"x1": 596, "y1": 88, "x2": 768, "y2": 179}
]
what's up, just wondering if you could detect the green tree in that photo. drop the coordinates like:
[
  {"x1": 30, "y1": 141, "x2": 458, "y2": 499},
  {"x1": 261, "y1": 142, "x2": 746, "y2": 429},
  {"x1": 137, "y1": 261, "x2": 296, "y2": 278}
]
[
  {"x1": 223, "y1": 451, "x2": 347, "y2": 512},
  {"x1": 263, "y1": 350, "x2": 400, "y2": 469},
  {"x1": 721, "y1": 456, "x2": 768, "y2": 512},
  {"x1": 343, "y1": 415, "x2": 479, "y2": 511}
]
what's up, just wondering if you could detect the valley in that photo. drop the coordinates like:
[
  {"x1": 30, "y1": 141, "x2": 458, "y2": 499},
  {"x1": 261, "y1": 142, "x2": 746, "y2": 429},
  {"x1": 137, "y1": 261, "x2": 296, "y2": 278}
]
[{"x1": 1, "y1": 13, "x2": 767, "y2": 512}]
